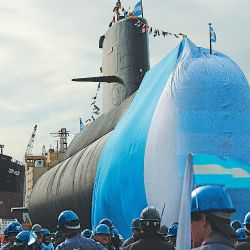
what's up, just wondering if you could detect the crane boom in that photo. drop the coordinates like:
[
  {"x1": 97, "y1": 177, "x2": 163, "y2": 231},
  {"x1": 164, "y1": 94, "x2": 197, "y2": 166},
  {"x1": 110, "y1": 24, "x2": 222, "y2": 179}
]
[{"x1": 25, "y1": 125, "x2": 37, "y2": 156}]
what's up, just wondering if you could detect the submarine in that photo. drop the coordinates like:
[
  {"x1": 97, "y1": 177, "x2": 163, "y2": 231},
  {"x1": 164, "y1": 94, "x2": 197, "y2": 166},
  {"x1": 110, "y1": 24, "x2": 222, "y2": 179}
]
[
  {"x1": 29, "y1": 1, "x2": 250, "y2": 238},
  {"x1": 29, "y1": 0, "x2": 149, "y2": 232}
]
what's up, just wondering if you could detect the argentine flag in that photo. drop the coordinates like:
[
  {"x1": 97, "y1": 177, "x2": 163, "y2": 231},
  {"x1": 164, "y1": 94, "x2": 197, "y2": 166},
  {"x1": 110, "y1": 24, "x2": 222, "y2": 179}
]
[
  {"x1": 80, "y1": 118, "x2": 84, "y2": 132},
  {"x1": 209, "y1": 25, "x2": 216, "y2": 43},
  {"x1": 193, "y1": 154, "x2": 250, "y2": 188},
  {"x1": 134, "y1": 1, "x2": 143, "y2": 17}
]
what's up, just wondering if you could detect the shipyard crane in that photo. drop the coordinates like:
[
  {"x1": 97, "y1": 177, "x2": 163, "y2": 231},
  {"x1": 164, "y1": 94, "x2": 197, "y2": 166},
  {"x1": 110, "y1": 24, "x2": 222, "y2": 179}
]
[{"x1": 25, "y1": 125, "x2": 37, "y2": 156}]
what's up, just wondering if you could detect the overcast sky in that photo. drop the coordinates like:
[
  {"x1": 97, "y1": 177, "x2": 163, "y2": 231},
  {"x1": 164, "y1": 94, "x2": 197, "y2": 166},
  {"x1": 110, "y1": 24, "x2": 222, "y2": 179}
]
[{"x1": 0, "y1": 0, "x2": 249, "y2": 161}]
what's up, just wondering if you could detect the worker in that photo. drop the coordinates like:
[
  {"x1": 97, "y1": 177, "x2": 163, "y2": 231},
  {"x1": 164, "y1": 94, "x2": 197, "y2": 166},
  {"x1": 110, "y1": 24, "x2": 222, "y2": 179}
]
[
  {"x1": 99, "y1": 218, "x2": 121, "y2": 249},
  {"x1": 235, "y1": 212, "x2": 250, "y2": 249},
  {"x1": 167, "y1": 223, "x2": 178, "y2": 247},
  {"x1": 42, "y1": 229, "x2": 54, "y2": 250},
  {"x1": 9, "y1": 231, "x2": 37, "y2": 250},
  {"x1": 1, "y1": 221, "x2": 23, "y2": 250},
  {"x1": 94, "y1": 224, "x2": 113, "y2": 249},
  {"x1": 81, "y1": 229, "x2": 92, "y2": 238},
  {"x1": 52, "y1": 232, "x2": 64, "y2": 249},
  {"x1": 158, "y1": 224, "x2": 168, "y2": 241},
  {"x1": 56, "y1": 210, "x2": 105, "y2": 250},
  {"x1": 191, "y1": 185, "x2": 236, "y2": 249},
  {"x1": 124, "y1": 206, "x2": 174, "y2": 250},
  {"x1": 235, "y1": 228, "x2": 245, "y2": 244},
  {"x1": 31, "y1": 224, "x2": 46, "y2": 250},
  {"x1": 231, "y1": 221, "x2": 242, "y2": 232},
  {"x1": 122, "y1": 219, "x2": 141, "y2": 248}
]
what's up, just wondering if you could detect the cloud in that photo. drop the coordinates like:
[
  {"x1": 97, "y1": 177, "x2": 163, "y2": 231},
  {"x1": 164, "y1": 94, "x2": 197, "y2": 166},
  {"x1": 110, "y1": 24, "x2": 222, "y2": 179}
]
[{"x1": 0, "y1": 0, "x2": 249, "y2": 160}]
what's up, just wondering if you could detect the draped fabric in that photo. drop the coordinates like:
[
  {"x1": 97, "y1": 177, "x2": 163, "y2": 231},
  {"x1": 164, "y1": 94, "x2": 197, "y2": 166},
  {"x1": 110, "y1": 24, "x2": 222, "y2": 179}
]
[{"x1": 92, "y1": 38, "x2": 250, "y2": 238}]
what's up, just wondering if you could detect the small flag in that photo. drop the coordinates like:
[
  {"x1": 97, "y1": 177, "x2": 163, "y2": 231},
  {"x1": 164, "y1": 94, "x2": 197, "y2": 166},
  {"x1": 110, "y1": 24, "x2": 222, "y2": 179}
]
[
  {"x1": 133, "y1": 1, "x2": 143, "y2": 17},
  {"x1": 80, "y1": 118, "x2": 84, "y2": 132},
  {"x1": 209, "y1": 25, "x2": 216, "y2": 43}
]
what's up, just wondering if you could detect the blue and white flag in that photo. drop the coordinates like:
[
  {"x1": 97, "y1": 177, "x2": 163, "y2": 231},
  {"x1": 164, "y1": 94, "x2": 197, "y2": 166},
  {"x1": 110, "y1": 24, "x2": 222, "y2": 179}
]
[
  {"x1": 176, "y1": 154, "x2": 193, "y2": 250},
  {"x1": 133, "y1": 1, "x2": 143, "y2": 17},
  {"x1": 80, "y1": 118, "x2": 84, "y2": 132},
  {"x1": 193, "y1": 154, "x2": 250, "y2": 188},
  {"x1": 209, "y1": 25, "x2": 216, "y2": 43}
]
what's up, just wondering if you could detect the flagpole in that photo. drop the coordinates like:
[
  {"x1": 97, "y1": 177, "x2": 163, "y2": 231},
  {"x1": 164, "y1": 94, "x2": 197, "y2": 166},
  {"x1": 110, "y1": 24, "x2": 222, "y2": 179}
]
[
  {"x1": 209, "y1": 23, "x2": 212, "y2": 54},
  {"x1": 141, "y1": 0, "x2": 144, "y2": 18}
]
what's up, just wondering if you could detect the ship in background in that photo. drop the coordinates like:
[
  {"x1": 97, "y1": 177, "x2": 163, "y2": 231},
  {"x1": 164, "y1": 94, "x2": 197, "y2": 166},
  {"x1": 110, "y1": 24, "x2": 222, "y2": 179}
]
[{"x1": 0, "y1": 145, "x2": 25, "y2": 233}]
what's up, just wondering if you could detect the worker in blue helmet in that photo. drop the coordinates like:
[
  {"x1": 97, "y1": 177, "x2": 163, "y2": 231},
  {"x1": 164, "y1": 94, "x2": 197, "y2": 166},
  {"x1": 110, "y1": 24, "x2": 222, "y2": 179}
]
[
  {"x1": 94, "y1": 224, "x2": 113, "y2": 249},
  {"x1": 42, "y1": 229, "x2": 54, "y2": 250},
  {"x1": 158, "y1": 224, "x2": 168, "y2": 241},
  {"x1": 81, "y1": 229, "x2": 92, "y2": 238},
  {"x1": 56, "y1": 210, "x2": 105, "y2": 250},
  {"x1": 191, "y1": 185, "x2": 236, "y2": 249},
  {"x1": 235, "y1": 211, "x2": 250, "y2": 249},
  {"x1": 1, "y1": 221, "x2": 23, "y2": 250},
  {"x1": 235, "y1": 228, "x2": 245, "y2": 244},
  {"x1": 122, "y1": 218, "x2": 141, "y2": 248},
  {"x1": 9, "y1": 231, "x2": 37, "y2": 250},
  {"x1": 167, "y1": 223, "x2": 178, "y2": 247},
  {"x1": 99, "y1": 218, "x2": 121, "y2": 250},
  {"x1": 125, "y1": 206, "x2": 174, "y2": 250}
]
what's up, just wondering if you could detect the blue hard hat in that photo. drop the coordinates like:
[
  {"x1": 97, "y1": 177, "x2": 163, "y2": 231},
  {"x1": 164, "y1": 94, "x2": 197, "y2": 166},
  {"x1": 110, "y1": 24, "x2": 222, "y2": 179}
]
[
  {"x1": 112, "y1": 228, "x2": 119, "y2": 237},
  {"x1": 8, "y1": 221, "x2": 23, "y2": 233},
  {"x1": 95, "y1": 224, "x2": 110, "y2": 235},
  {"x1": 99, "y1": 218, "x2": 114, "y2": 229},
  {"x1": 159, "y1": 224, "x2": 168, "y2": 235},
  {"x1": 131, "y1": 218, "x2": 140, "y2": 229},
  {"x1": 16, "y1": 231, "x2": 37, "y2": 246},
  {"x1": 58, "y1": 210, "x2": 79, "y2": 227},
  {"x1": 42, "y1": 228, "x2": 51, "y2": 236},
  {"x1": 191, "y1": 185, "x2": 236, "y2": 213},
  {"x1": 236, "y1": 228, "x2": 245, "y2": 241},
  {"x1": 167, "y1": 224, "x2": 178, "y2": 237},
  {"x1": 243, "y1": 212, "x2": 250, "y2": 225},
  {"x1": 81, "y1": 229, "x2": 92, "y2": 238}
]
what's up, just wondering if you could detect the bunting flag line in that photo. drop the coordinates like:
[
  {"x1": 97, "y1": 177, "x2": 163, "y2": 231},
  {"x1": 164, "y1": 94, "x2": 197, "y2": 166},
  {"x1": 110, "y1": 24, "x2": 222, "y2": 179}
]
[
  {"x1": 131, "y1": 16, "x2": 186, "y2": 39},
  {"x1": 84, "y1": 82, "x2": 101, "y2": 126}
]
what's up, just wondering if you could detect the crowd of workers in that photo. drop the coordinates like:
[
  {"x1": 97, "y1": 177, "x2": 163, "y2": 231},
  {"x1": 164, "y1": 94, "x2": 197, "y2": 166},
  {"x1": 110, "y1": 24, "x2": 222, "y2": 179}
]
[{"x1": 0, "y1": 185, "x2": 250, "y2": 250}]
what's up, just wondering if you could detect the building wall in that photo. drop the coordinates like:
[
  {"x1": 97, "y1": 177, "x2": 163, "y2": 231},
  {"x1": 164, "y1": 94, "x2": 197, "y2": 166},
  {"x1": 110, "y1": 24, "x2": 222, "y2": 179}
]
[{"x1": 0, "y1": 192, "x2": 23, "y2": 221}]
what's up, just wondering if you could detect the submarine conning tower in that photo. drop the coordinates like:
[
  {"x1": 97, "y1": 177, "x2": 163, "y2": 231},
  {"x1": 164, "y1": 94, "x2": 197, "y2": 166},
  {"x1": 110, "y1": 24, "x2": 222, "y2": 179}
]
[{"x1": 100, "y1": 17, "x2": 150, "y2": 113}]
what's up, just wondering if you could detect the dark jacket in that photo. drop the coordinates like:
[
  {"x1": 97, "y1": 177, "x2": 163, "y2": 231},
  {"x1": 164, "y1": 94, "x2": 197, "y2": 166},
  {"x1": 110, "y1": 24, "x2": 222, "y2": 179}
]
[
  {"x1": 56, "y1": 235, "x2": 105, "y2": 250},
  {"x1": 122, "y1": 235, "x2": 140, "y2": 249},
  {"x1": 192, "y1": 232, "x2": 235, "y2": 250},
  {"x1": 235, "y1": 238, "x2": 250, "y2": 250},
  {"x1": 124, "y1": 232, "x2": 173, "y2": 250}
]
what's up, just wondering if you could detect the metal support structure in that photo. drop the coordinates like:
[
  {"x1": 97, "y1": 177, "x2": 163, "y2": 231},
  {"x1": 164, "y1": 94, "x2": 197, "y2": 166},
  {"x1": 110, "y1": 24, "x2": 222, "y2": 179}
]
[
  {"x1": 25, "y1": 125, "x2": 37, "y2": 156},
  {"x1": 50, "y1": 128, "x2": 70, "y2": 153}
]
